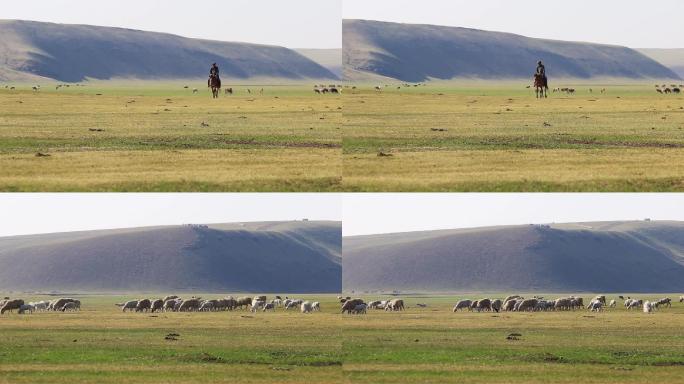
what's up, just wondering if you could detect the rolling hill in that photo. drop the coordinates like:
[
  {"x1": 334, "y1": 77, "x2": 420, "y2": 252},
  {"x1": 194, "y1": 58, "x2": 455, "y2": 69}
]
[
  {"x1": 637, "y1": 48, "x2": 684, "y2": 79},
  {"x1": 343, "y1": 221, "x2": 684, "y2": 293},
  {"x1": 294, "y1": 48, "x2": 342, "y2": 79},
  {"x1": 0, "y1": 19, "x2": 337, "y2": 82},
  {"x1": 0, "y1": 221, "x2": 341, "y2": 293},
  {"x1": 343, "y1": 19, "x2": 681, "y2": 82}
]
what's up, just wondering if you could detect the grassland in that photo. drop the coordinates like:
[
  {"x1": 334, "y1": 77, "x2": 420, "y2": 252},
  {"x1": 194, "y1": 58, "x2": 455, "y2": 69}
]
[
  {"x1": 0, "y1": 83, "x2": 341, "y2": 191},
  {"x1": 343, "y1": 83, "x2": 684, "y2": 191},
  {"x1": 1, "y1": 293, "x2": 683, "y2": 383}
]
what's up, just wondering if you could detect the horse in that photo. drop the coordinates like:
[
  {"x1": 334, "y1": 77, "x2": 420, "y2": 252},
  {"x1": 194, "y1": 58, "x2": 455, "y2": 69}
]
[
  {"x1": 208, "y1": 74, "x2": 221, "y2": 98},
  {"x1": 534, "y1": 74, "x2": 548, "y2": 98}
]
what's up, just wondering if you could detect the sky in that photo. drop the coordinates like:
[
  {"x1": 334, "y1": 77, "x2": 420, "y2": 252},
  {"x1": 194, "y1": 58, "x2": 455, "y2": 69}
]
[
  {"x1": 1, "y1": 0, "x2": 342, "y2": 48},
  {"x1": 0, "y1": 194, "x2": 342, "y2": 237},
  {"x1": 343, "y1": 194, "x2": 684, "y2": 236},
  {"x1": 343, "y1": 0, "x2": 684, "y2": 48}
]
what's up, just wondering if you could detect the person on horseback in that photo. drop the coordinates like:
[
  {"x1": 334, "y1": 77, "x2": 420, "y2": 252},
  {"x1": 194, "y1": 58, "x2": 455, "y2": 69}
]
[
  {"x1": 535, "y1": 60, "x2": 547, "y2": 88},
  {"x1": 208, "y1": 63, "x2": 221, "y2": 88}
]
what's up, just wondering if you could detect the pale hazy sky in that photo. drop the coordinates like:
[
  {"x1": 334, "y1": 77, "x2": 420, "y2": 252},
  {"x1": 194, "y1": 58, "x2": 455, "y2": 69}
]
[
  {"x1": 0, "y1": 194, "x2": 341, "y2": 237},
  {"x1": 2, "y1": 0, "x2": 342, "y2": 48},
  {"x1": 344, "y1": 0, "x2": 684, "y2": 48},
  {"x1": 343, "y1": 194, "x2": 684, "y2": 236}
]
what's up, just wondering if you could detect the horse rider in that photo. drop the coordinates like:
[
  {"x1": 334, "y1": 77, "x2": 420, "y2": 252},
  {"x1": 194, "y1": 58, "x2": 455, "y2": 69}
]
[
  {"x1": 208, "y1": 63, "x2": 221, "y2": 88},
  {"x1": 536, "y1": 60, "x2": 547, "y2": 87}
]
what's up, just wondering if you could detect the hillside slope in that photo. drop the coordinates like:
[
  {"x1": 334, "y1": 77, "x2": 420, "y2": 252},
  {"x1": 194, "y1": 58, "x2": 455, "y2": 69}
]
[
  {"x1": 343, "y1": 221, "x2": 684, "y2": 293},
  {"x1": 637, "y1": 48, "x2": 684, "y2": 79},
  {"x1": 294, "y1": 48, "x2": 342, "y2": 79},
  {"x1": 343, "y1": 19, "x2": 681, "y2": 82},
  {"x1": 0, "y1": 19, "x2": 336, "y2": 82},
  {"x1": 0, "y1": 221, "x2": 341, "y2": 293}
]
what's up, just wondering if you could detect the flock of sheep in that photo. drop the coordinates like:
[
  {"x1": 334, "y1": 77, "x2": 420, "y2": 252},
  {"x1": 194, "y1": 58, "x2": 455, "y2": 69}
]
[
  {"x1": 115, "y1": 295, "x2": 322, "y2": 314},
  {"x1": 3, "y1": 294, "x2": 682, "y2": 316},
  {"x1": 0, "y1": 297, "x2": 80, "y2": 314},
  {"x1": 655, "y1": 84, "x2": 682, "y2": 94},
  {"x1": 339, "y1": 297, "x2": 405, "y2": 314},
  {"x1": 451, "y1": 294, "x2": 681, "y2": 314}
]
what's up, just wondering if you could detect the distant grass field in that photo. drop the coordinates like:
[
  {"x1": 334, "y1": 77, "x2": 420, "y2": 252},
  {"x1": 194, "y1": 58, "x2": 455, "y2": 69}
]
[
  {"x1": 0, "y1": 83, "x2": 341, "y2": 191},
  {"x1": 343, "y1": 83, "x2": 684, "y2": 191},
  {"x1": 1, "y1": 293, "x2": 683, "y2": 383}
]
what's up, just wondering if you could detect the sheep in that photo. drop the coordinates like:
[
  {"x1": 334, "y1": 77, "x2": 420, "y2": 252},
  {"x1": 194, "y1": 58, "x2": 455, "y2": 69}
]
[
  {"x1": 491, "y1": 299, "x2": 502, "y2": 313},
  {"x1": 235, "y1": 297, "x2": 252, "y2": 310},
  {"x1": 162, "y1": 295, "x2": 179, "y2": 302},
  {"x1": 655, "y1": 298, "x2": 671, "y2": 308},
  {"x1": 367, "y1": 300, "x2": 382, "y2": 309},
  {"x1": 453, "y1": 299, "x2": 473, "y2": 312},
  {"x1": 151, "y1": 299, "x2": 164, "y2": 313},
  {"x1": 503, "y1": 295, "x2": 522, "y2": 303},
  {"x1": 263, "y1": 303, "x2": 276, "y2": 312},
  {"x1": 135, "y1": 299, "x2": 152, "y2": 312},
  {"x1": 679, "y1": 296, "x2": 684, "y2": 303},
  {"x1": 116, "y1": 300, "x2": 138, "y2": 312},
  {"x1": 30, "y1": 301, "x2": 48, "y2": 311},
  {"x1": 250, "y1": 300, "x2": 265, "y2": 313},
  {"x1": 0, "y1": 299, "x2": 23, "y2": 314},
  {"x1": 271, "y1": 299, "x2": 282, "y2": 307},
  {"x1": 587, "y1": 300, "x2": 603, "y2": 312},
  {"x1": 474, "y1": 298, "x2": 492, "y2": 312},
  {"x1": 643, "y1": 301, "x2": 655, "y2": 313},
  {"x1": 254, "y1": 295, "x2": 267, "y2": 303},
  {"x1": 385, "y1": 299, "x2": 405, "y2": 311},
  {"x1": 18, "y1": 304, "x2": 34, "y2": 314},
  {"x1": 503, "y1": 299, "x2": 520, "y2": 311},
  {"x1": 353, "y1": 303, "x2": 367, "y2": 314},
  {"x1": 341, "y1": 299, "x2": 364, "y2": 314},
  {"x1": 312, "y1": 302, "x2": 320, "y2": 311},
  {"x1": 178, "y1": 298, "x2": 201, "y2": 312},
  {"x1": 49, "y1": 298, "x2": 79, "y2": 311},
  {"x1": 592, "y1": 295, "x2": 606, "y2": 305},
  {"x1": 516, "y1": 299, "x2": 539, "y2": 312},
  {"x1": 163, "y1": 298, "x2": 180, "y2": 312},
  {"x1": 199, "y1": 301, "x2": 214, "y2": 312},
  {"x1": 192, "y1": 88, "x2": 198, "y2": 94},
  {"x1": 554, "y1": 298, "x2": 572, "y2": 311},
  {"x1": 285, "y1": 301, "x2": 299, "y2": 310},
  {"x1": 301, "y1": 301, "x2": 313, "y2": 313},
  {"x1": 609, "y1": 300, "x2": 616, "y2": 308},
  {"x1": 61, "y1": 302, "x2": 78, "y2": 312}
]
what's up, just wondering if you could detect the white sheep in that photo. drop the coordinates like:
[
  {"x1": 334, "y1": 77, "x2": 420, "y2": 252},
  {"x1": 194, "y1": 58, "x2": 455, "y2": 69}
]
[
  {"x1": 609, "y1": 300, "x2": 616, "y2": 308},
  {"x1": 300, "y1": 301, "x2": 313, "y2": 313},
  {"x1": 643, "y1": 301, "x2": 655, "y2": 313},
  {"x1": 312, "y1": 302, "x2": 320, "y2": 311}
]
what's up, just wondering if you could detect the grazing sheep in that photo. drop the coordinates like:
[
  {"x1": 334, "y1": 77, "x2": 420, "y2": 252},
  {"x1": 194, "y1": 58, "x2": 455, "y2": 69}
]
[
  {"x1": 235, "y1": 297, "x2": 252, "y2": 310},
  {"x1": 609, "y1": 300, "x2": 616, "y2": 308},
  {"x1": 1, "y1": 299, "x2": 24, "y2": 314},
  {"x1": 49, "y1": 298, "x2": 79, "y2": 311},
  {"x1": 199, "y1": 301, "x2": 214, "y2": 312},
  {"x1": 300, "y1": 301, "x2": 313, "y2": 313},
  {"x1": 30, "y1": 301, "x2": 48, "y2": 312},
  {"x1": 474, "y1": 298, "x2": 493, "y2": 312},
  {"x1": 353, "y1": 303, "x2": 367, "y2": 314},
  {"x1": 491, "y1": 299, "x2": 502, "y2": 312},
  {"x1": 385, "y1": 299, "x2": 405, "y2": 311},
  {"x1": 263, "y1": 303, "x2": 276, "y2": 312},
  {"x1": 163, "y1": 299, "x2": 180, "y2": 312},
  {"x1": 116, "y1": 300, "x2": 138, "y2": 312},
  {"x1": 643, "y1": 301, "x2": 655, "y2": 313},
  {"x1": 312, "y1": 302, "x2": 320, "y2": 311},
  {"x1": 136, "y1": 299, "x2": 152, "y2": 313},
  {"x1": 679, "y1": 296, "x2": 684, "y2": 303},
  {"x1": 516, "y1": 299, "x2": 539, "y2": 312},
  {"x1": 250, "y1": 300, "x2": 265, "y2": 313},
  {"x1": 61, "y1": 302, "x2": 78, "y2": 312},
  {"x1": 151, "y1": 299, "x2": 164, "y2": 313},
  {"x1": 341, "y1": 299, "x2": 365, "y2": 314},
  {"x1": 588, "y1": 300, "x2": 603, "y2": 312},
  {"x1": 367, "y1": 300, "x2": 382, "y2": 309},
  {"x1": 18, "y1": 304, "x2": 34, "y2": 314},
  {"x1": 453, "y1": 299, "x2": 473, "y2": 312},
  {"x1": 554, "y1": 298, "x2": 572, "y2": 311},
  {"x1": 178, "y1": 298, "x2": 201, "y2": 312},
  {"x1": 655, "y1": 298, "x2": 672, "y2": 308}
]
